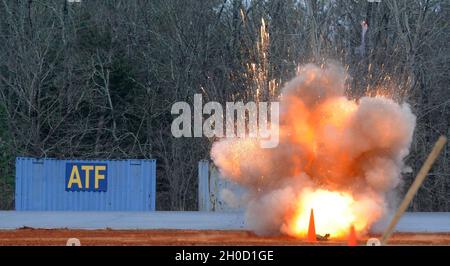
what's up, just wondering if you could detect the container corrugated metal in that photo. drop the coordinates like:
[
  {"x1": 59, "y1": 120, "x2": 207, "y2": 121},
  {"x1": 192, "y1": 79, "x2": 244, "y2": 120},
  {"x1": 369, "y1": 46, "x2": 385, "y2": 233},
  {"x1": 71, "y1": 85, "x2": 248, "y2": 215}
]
[
  {"x1": 198, "y1": 160, "x2": 245, "y2": 212},
  {"x1": 15, "y1": 157, "x2": 156, "y2": 211},
  {"x1": 198, "y1": 160, "x2": 210, "y2": 211}
]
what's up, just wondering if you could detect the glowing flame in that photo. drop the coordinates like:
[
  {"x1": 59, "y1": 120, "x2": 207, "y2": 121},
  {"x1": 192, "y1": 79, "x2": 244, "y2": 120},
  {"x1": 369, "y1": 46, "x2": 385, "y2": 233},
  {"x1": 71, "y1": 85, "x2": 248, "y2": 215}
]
[{"x1": 289, "y1": 189, "x2": 367, "y2": 238}]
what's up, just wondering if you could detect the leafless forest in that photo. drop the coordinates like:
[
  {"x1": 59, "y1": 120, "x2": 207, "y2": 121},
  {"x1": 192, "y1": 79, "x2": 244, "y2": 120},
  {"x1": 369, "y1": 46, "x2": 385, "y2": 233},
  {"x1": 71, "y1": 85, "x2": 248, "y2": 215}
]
[{"x1": 0, "y1": 0, "x2": 448, "y2": 211}]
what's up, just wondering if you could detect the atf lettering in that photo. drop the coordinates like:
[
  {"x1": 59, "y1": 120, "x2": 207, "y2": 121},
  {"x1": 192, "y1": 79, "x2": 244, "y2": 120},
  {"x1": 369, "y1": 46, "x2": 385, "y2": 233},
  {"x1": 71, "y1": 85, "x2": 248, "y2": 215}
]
[
  {"x1": 95, "y1": 165, "x2": 106, "y2": 189},
  {"x1": 66, "y1": 163, "x2": 107, "y2": 191},
  {"x1": 67, "y1": 166, "x2": 82, "y2": 189}
]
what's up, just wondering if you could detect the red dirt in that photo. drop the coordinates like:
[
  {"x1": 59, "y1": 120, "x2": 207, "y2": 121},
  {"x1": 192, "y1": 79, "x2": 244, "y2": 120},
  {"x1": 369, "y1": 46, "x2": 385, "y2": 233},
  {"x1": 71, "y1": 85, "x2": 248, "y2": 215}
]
[{"x1": 0, "y1": 229, "x2": 449, "y2": 246}]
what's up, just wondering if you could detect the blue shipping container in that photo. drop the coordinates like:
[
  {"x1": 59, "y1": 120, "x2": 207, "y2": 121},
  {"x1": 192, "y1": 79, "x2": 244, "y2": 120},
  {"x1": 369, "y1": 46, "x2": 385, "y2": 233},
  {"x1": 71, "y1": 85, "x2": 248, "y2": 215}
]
[{"x1": 15, "y1": 157, "x2": 156, "y2": 211}]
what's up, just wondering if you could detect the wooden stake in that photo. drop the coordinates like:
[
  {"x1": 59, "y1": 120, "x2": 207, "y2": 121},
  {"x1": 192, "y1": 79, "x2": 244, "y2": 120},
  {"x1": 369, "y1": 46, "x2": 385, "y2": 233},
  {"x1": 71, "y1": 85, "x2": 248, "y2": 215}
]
[{"x1": 381, "y1": 136, "x2": 447, "y2": 245}]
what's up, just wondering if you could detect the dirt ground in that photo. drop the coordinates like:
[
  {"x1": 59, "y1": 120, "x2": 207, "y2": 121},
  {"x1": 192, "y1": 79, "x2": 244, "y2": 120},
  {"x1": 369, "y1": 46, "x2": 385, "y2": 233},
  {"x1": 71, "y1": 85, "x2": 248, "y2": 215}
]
[{"x1": 0, "y1": 229, "x2": 449, "y2": 246}]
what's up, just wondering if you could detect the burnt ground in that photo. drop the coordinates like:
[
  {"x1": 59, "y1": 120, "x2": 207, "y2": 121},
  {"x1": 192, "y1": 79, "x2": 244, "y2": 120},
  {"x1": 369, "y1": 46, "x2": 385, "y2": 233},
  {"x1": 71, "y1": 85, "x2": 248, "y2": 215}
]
[{"x1": 0, "y1": 229, "x2": 449, "y2": 246}]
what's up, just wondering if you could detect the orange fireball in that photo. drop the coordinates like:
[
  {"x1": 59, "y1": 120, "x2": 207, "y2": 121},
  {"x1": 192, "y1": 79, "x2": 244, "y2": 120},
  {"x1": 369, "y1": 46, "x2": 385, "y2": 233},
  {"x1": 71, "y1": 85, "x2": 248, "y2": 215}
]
[{"x1": 287, "y1": 189, "x2": 368, "y2": 239}]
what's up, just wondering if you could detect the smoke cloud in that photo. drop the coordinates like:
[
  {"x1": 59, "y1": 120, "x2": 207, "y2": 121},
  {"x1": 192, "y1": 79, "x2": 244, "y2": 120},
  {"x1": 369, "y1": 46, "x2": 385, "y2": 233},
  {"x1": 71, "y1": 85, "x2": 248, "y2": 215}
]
[{"x1": 211, "y1": 63, "x2": 416, "y2": 238}]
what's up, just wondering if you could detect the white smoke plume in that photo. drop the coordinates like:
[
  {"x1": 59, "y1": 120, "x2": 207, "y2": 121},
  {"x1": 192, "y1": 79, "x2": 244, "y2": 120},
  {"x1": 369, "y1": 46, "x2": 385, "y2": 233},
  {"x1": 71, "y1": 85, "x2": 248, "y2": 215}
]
[{"x1": 211, "y1": 63, "x2": 416, "y2": 238}]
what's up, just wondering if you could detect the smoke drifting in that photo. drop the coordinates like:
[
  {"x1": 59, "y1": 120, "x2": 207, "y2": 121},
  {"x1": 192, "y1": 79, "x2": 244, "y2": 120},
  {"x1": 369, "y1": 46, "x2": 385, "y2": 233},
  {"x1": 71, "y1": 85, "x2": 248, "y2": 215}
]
[{"x1": 211, "y1": 63, "x2": 416, "y2": 238}]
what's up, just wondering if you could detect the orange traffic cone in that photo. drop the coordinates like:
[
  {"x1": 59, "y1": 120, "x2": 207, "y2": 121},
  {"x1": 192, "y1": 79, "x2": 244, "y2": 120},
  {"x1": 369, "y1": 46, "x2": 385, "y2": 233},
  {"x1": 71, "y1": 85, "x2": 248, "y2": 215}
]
[
  {"x1": 347, "y1": 224, "x2": 357, "y2": 246},
  {"x1": 307, "y1": 208, "x2": 316, "y2": 242}
]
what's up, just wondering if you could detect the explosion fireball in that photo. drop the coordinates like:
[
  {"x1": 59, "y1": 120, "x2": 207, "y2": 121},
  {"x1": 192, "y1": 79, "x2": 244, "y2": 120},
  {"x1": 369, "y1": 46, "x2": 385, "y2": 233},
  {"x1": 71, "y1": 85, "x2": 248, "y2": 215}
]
[{"x1": 211, "y1": 63, "x2": 416, "y2": 239}]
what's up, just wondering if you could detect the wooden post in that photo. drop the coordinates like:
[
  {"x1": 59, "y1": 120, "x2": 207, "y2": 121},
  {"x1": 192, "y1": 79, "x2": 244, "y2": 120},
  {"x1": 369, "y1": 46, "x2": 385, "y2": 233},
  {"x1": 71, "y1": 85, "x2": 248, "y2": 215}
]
[{"x1": 380, "y1": 136, "x2": 447, "y2": 245}]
